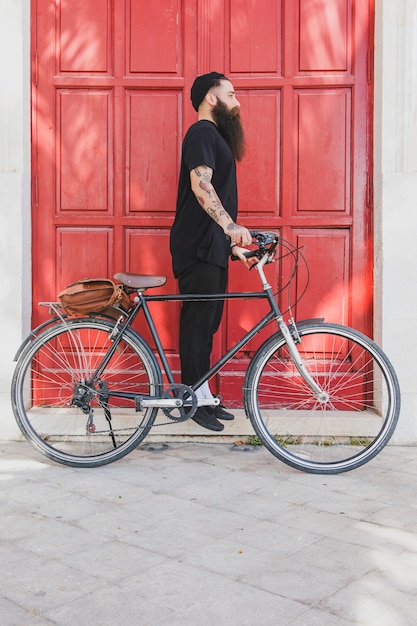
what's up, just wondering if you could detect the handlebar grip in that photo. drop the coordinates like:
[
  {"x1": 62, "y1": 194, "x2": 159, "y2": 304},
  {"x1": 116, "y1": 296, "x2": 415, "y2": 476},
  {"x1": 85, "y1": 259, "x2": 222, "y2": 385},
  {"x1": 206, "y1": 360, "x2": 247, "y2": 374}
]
[{"x1": 231, "y1": 249, "x2": 259, "y2": 262}]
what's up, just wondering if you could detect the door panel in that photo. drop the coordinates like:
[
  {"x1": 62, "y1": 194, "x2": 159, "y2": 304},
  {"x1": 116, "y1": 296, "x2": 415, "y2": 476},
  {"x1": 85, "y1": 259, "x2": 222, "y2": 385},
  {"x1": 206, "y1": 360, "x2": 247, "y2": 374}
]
[
  {"x1": 57, "y1": 90, "x2": 113, "y2": 212},
  {"x1": 32, "y1": 0, "x2": 373, "y2": 403},
  {"x1": 57, "y1": 228, "x2": 114, "y2": 289},
  {"x1": 293, "y1": 229, "x2": 350, "y2": 325},
  {"x1": 126, "y1": 228, "x2": 179, "y2": 352},
  {"x1": 129, "y1": 0, "x2": 180, "y2": 73},
  {"x1": 299, "y1": 0, "x2": 350, "y2": 72},
  {"x1": 127, "y1": 91, "x2": 180, "y2": 213},
  {"x1": 229, "y1": 0, "x2": 282, "y2": 74},
  {"x1": 296, "y1": 89, "x2": 351, "y2": 214},
  {"x1": 59, "y1": 0, "x2": 110, "y2": 73},
  {"x1": 236, "y1": 91, "x2": 281, "y2": 214}
]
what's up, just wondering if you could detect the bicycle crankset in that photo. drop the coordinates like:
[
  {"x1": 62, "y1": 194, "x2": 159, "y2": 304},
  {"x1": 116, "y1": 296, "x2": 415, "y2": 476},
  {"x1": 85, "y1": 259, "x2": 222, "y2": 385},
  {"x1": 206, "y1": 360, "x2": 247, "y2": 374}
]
[{"x1": 161, "y1": 384, "x2": 198, "y2": 422}]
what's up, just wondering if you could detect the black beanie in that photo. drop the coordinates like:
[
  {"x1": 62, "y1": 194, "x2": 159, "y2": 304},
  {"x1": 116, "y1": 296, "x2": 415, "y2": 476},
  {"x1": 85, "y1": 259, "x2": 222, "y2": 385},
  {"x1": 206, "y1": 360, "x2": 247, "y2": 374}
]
[{"x1": 190, "y1": 72, "x2": 226, "y2": 111}]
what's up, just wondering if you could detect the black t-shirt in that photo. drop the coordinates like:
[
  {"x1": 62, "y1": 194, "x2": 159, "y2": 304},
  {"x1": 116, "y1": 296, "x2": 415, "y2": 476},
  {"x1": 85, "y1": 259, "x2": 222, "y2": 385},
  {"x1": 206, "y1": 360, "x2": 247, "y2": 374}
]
[{"x1": 170, "y1": 120, "x2": 237, "y2": 277}]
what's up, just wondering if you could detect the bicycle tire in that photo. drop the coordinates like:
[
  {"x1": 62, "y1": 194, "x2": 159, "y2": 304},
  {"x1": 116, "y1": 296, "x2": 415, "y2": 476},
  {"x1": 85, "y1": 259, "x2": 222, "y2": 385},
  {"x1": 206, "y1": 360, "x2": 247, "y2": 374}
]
[
  {"x1": 11, "y1": 317, "x2": 162, "y2": 468},
  {"x1": 244, "y1": 322, "x2": 400, "y2": 474}
]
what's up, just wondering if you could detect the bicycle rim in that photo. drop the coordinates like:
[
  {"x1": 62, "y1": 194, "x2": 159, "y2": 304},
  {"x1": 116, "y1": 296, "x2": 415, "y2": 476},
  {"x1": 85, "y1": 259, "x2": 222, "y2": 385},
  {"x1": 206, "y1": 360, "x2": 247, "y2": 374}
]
[
  {"x1": 244, "y1": 323, "x2": 400, "y2": 474},
  {"x1": 11, "y1": 318, "x2": 161, "y2": 467}
]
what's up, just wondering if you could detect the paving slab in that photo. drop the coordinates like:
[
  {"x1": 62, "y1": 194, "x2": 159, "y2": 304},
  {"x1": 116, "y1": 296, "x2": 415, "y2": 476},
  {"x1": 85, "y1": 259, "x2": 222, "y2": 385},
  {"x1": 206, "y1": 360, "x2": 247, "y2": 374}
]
[{"x1": 1, "y1": 441, "x2": 417, "y2": 625}]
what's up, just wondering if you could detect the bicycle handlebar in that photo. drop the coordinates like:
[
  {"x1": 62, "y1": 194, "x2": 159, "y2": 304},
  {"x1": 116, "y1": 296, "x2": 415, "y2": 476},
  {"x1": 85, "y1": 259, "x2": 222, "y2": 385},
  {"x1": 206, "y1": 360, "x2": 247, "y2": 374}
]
[{"x1": 250, "y1": 230, "x2": 278, "y2": 243}]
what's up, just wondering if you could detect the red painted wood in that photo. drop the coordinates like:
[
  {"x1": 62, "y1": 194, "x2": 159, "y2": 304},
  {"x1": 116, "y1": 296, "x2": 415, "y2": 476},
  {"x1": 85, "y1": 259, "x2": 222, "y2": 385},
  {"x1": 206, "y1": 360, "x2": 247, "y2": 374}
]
[
  {"x1": 57, "y1": 90, "x2": 113, "y2": 212},
  {"x1": 296, "y1": 89, "x2": 351, "y2": 214},
  {"x1": 129, "y1": 0, "x2": 180, "y2": 73},
  {"x1": 126, "y1": 228, "x2": 180, "y2": 353},
  {"x1": 57, "y1": 228, "x2": 114, "y2": 288},
  {"x1": 292, "y1": 229, "x2": 350, "y2": 326},
  {"x1": 32, "y1": 0, "x2": 374, "y2": 404},
  {"x1": 236, "y1": 91, "x2": 281, "y2": 214},
  {"x1": 127, "y1": 91, "x2": 180, "y2": 213},
  {"x1": 229, "y1": 0, "x2": 282, "y2": 73},
  {"x1": 299, "y1": 0, "x2": 350, "y2": 71},
  {"x1": 59, "y1": 0, "x2": 109, "y2": 72}
]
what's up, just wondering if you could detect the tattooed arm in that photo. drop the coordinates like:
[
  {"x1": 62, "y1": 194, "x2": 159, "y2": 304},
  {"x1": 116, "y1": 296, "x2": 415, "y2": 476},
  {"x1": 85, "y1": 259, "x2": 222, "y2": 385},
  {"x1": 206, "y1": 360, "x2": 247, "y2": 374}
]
[{"x1": 190, "y1": 165, "x2": 252, "y2": 247}]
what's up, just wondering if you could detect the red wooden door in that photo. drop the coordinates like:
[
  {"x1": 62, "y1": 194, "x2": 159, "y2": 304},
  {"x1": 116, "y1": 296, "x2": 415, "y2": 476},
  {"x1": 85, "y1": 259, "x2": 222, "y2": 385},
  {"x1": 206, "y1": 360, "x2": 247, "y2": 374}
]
[{"x1": 32, "y1": 0, "x2": 373, "y2": 405}]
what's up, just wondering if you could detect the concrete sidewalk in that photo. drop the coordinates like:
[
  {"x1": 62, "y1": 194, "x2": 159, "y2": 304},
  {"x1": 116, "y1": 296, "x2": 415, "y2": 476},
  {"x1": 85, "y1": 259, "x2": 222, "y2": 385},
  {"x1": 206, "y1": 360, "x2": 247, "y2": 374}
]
[{"x1": 1, "y1": 440, "x2": 417, "y2": 625}]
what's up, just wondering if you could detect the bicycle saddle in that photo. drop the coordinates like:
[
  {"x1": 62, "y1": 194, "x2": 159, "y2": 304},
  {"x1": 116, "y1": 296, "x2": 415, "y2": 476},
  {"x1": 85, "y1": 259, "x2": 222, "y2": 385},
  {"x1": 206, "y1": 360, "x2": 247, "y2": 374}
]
[{"x1": 114, "y1": 272, "x2": 167, "y2": 290}]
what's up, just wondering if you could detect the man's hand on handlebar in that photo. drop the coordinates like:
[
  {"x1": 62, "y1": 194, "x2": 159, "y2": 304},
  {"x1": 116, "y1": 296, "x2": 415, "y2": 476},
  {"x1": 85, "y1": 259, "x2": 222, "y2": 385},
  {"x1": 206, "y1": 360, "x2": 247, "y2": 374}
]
[
  {"x1": 225, "y1": 223, "x2": 252, "y2": 247},
  {"x1": 231, "y1": 231, "x2": 279, "y2": 267},
  {"x1": 231, "y1": 245, "x2": 259, "y2": 269}
]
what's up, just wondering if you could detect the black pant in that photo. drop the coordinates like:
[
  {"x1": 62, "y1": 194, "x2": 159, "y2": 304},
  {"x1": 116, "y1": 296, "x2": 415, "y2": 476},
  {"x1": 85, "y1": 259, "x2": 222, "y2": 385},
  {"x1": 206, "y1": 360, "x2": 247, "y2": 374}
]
[{"x1": 178, "y1": 260, "x2": 227, "y2": 386}]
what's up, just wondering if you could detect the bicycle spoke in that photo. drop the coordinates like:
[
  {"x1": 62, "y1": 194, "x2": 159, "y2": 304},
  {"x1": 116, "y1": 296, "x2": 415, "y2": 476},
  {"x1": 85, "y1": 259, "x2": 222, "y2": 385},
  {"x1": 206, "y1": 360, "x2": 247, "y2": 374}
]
[
  {"x1": 11, "y1": 318, "x2": 161, "y2": 467},
  {"x1": 245, "y1": 323, "x2": 400, "y2": 473}
]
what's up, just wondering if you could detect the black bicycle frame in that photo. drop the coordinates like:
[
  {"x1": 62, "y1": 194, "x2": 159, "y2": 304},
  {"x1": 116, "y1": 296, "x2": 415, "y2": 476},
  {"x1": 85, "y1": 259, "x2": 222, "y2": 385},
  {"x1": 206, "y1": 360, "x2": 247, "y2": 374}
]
[{"x1": 90, "y1": 284, "x2": 283, "y2": 400}]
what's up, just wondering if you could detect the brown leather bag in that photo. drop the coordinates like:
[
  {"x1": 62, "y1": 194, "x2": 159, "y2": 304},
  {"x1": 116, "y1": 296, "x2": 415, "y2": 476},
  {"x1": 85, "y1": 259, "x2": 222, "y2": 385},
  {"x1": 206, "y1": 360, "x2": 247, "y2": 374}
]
[{"x1": 58, "y1": 278, "x2": 131, "y2": 317}]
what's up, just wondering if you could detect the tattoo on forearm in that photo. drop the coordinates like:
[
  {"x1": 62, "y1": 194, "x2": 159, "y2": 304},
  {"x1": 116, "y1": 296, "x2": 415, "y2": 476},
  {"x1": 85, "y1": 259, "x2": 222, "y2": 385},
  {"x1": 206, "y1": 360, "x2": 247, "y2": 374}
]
[
  {"x1": 198, "y1": 181, "x2": 223, "y2": 215},
  {"x1": 206, "y1": 207, "x2": 218, "y2": 222},
  {"x1": 199, "y1": 181, "x2": 212, "y2": 195},
  {"x1": 192, "y1": 165, "x2": 233, "y2": 225}
]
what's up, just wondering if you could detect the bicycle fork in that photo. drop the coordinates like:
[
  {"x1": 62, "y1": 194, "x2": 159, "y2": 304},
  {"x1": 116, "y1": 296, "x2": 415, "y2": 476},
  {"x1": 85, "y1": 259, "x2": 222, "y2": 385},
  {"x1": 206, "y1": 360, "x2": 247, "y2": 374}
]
[
  {"x1": 277, "y1": 318, "x2": 329, "y2": 402},
  {"x1": 256, "y1": 256, "x2": 329, "y2": 404}
]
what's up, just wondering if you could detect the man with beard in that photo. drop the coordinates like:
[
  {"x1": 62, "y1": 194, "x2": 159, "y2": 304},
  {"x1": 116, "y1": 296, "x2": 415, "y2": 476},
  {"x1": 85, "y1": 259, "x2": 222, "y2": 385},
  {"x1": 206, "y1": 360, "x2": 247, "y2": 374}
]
[{"x1": 170, "y1": 72, "x2": 254, "y2": 431}]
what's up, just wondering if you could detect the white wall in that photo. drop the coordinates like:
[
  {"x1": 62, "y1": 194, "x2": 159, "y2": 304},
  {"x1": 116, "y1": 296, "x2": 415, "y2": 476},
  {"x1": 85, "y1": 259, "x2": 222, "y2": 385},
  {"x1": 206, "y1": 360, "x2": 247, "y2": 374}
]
[
  {"x1": 0, "y1": 0, "x2": 416, "y2": 442},
  {"x1": 0, "y1": 0, "x2": 30, "y2": 439},
  {"x1": 374, "y1": 0, "x2": 417, "y2": 443}
]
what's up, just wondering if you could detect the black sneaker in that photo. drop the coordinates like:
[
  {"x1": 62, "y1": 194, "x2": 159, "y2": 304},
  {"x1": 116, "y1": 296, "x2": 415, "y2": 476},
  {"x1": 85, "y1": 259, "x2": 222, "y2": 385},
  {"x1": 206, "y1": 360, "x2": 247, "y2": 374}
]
[
  {"x1": 191, "y1": 407, "x2": 224, "y2": 432},
  {"x1": 212, "y1": 404, "x2": 234, "y2": 421}
]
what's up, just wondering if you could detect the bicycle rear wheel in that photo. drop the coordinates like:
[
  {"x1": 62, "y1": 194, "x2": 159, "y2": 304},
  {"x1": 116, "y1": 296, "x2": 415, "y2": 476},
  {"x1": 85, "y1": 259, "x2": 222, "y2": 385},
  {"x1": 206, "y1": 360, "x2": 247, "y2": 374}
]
[
  {"x1": 244, "y1": 322, "x2": 400, "y2": 474},
  {"x1": 11, "y1": 317, "x2": 162, "y2": 467}
]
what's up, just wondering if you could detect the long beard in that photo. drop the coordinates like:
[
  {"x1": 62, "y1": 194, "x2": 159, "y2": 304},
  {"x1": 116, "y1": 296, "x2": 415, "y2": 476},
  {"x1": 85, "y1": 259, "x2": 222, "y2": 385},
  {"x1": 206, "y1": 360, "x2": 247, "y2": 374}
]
[{"x1": 212, "y1": 99, "x2": 246, "y2": 161}]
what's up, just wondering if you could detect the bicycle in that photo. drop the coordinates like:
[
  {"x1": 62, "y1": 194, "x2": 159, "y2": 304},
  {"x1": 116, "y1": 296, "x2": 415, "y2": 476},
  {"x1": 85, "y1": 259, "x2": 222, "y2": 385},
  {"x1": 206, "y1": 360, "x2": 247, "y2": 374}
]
[{"x1": 11, "y1": 232, "x2": 401, "y2": 473}]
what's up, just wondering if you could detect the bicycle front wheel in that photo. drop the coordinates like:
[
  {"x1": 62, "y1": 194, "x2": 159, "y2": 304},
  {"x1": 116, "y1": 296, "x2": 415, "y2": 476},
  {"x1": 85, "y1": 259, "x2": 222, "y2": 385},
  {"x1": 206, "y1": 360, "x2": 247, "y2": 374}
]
[
  {"x1": 244, "y1": 322, "x2": 400, "y2": 474},
  {"x1": 11, "y1": 317, "x2": 162, "y2": 467}
]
